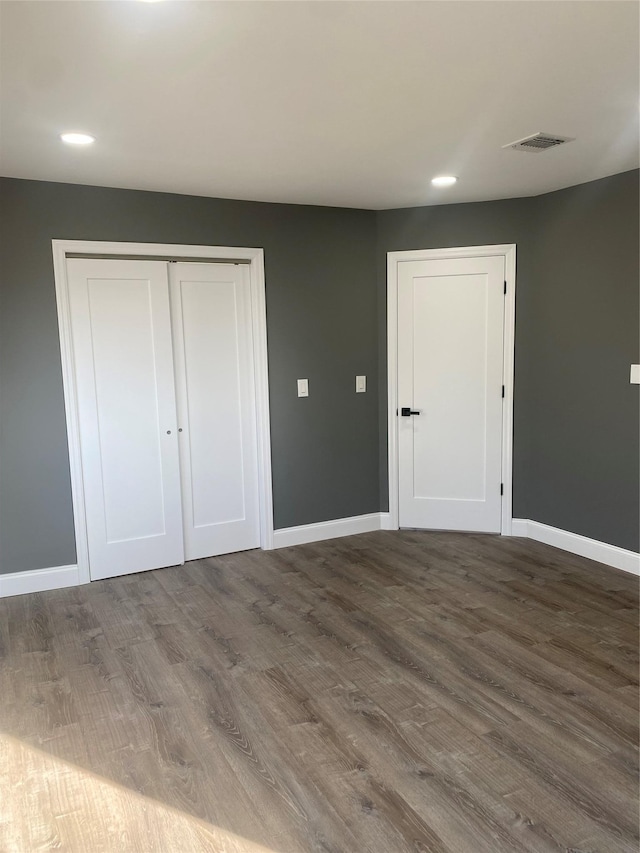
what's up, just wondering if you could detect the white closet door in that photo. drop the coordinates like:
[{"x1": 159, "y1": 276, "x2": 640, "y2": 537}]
[
  {"x1": 170, "y1": 262, "x2": 260, "y2": 560},
  {"x1": 67, "y1": 258, "x2": 184, "y2": 580}
]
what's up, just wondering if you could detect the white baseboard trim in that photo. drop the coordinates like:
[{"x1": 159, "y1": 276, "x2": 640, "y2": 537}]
[
  {"x1": 0, "y1": 564, "x2": 80, "y2": 598},
  {"x1": 272, "y1": 512, "x2": 395, "y2": 549},
  {"x1": 511, "y1": 519, "x2": 640, "y2": 576},
  {"x1": 6, "y1": 518, "x2": 634, "y2": 595},
  {"x1": 510, "y1": 518, "x2": 529, "y2": 538}
]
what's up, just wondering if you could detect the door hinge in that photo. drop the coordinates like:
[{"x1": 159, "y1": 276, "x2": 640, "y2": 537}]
[
  {"x1": 504, "y1": 281, "x2": 507, "y2": 294},
  {"x1": 501, "y1": 385, "x2": 505, "y2": 398},
  {"x1": 500, "y1": 483, "x2": 504, "y2": 496}
]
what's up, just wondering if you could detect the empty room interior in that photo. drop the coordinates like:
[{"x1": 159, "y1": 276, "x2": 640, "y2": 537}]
[{"x1": 0, "y1": 1, "x2": 639, "y2": 852}]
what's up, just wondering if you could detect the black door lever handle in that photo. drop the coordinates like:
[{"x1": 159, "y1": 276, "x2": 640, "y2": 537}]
[{"x1": 401, "y1": 407, "x2": 420, "y2": 416}]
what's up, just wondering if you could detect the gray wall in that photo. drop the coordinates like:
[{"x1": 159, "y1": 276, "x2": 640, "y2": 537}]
[
  {"x1": 1, "y1": 170, "x2": 638, "y2": 574},
  {"x1": 0, "y1": 179, "x2": 379, "y2": 573},
  {"x1": 377, "y1": 169, "x2": 639, "y2": 552},
  {"x1": 526, "y1": 174, "x2": 639, "y2": 551}
]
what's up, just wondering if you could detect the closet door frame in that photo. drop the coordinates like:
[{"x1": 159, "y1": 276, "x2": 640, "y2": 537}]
[{"x1": 52, "y1": 240, "x2": 275, "y2": 586}]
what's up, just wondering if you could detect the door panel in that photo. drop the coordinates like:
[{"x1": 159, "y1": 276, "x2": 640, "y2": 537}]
[
  {"x1": 67, "y1": 258, "x2": 184, "y2": 579},
  {"x1": 398, "y1": 255, "x2": 505, "y2": 532},
  {"x1": 170, "y1": 263, "x2": 260, "y2": 559}
]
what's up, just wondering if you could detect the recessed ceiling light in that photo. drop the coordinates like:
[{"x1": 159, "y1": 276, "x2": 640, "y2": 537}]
[
  {"x1": 60, "y1": 132, "x2": 95, "y2": 145},
  {"x1": 431, "y1": 175, "x2": 457, "y2": 187}
]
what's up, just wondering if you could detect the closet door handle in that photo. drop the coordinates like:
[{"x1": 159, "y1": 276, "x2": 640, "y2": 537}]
[{"x1": 401, "y1": 407, "x2": 420, "y2": 417}]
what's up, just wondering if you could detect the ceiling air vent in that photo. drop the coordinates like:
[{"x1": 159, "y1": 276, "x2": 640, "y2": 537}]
[{"x1": 503, "y1": 132, "x2": 575, "y2": 153}]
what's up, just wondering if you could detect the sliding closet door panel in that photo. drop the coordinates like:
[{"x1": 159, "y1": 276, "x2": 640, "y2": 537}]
[
  {"x1": 67, "y1": 259, "x2": 183, "y2": 580},
  {"x1": 182, "y1": 280, "x2": 245, "y2": 525},
  {"x1": 170, "y1": 263, "x2": 260, "y2": 560}
]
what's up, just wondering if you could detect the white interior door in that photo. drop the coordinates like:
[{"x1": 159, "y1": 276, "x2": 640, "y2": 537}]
[
  {"x1": 397, "y1": 255, "x2": 505, "y2": 532},
  {"x1": 170, "y1": 262, "x2": 260, "y2": 559},
  {"x1": 66, "y1": 258, "x2": 184, "y2": 580}
]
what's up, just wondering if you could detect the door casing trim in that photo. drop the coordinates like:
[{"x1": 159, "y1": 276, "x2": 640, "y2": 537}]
[
  {"x1": 52, "y1": 239, "x2": 274, "y2": 586},
  {"x1": 386, "y1": 244, "x2": 516, "y2": 535}
]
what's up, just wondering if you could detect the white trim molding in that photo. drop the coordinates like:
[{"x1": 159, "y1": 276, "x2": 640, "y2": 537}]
[
  {"x1": 52, "y1": 240, "x2": 274, "y2": 582},
  {"x1": 272, "y1": 513, "x2": 392, "y2": 549},
  {"x1": 512, "y1": 519, "x2": 640, "y2": 576},
  {"x1": 387, "y1": 244, "x2": 516, "y2": 536},
  {"x1": 510, "y1": 519, "x2": 530, "y2": 538},
  {"x1": 0, "y1": 565, "x2": 79, "y2": 599},
  {"x1": 4, "y1": 519, "x2": 636, "y2": 596}
]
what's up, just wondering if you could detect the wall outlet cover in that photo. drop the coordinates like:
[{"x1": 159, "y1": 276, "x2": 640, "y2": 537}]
[{"x1": 630, "y1": 364, "x2": 640, "y2": 384}]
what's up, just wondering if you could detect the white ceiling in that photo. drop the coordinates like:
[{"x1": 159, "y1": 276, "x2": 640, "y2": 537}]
[{"x1": 1, "y1": 1, "x2": 638, "y2": 210}]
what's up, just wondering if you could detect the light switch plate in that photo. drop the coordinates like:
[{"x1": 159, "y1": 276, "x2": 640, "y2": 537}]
[
  {"x1": 297, "y1": 378, "x2": 309, "y2": 397},
  {"x1": 631, "y1": 364, "x2": 640, "y2": 384},
  {"x1": 356, "y1": 375, "x2": 366, "y2": 393}
]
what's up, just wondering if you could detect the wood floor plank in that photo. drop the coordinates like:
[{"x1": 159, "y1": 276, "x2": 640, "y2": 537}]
[{"x1": 1, "y1": 530, "x2": 637, "y2": 852}]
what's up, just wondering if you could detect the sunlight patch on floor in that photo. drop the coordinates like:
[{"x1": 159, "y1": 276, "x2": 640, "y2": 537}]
[{"x1": 0, "y1": 733, "x2": 280, "y2": 853}]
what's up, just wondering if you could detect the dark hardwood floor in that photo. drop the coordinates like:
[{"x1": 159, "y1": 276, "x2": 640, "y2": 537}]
[{"x1": 1, "y1": 530, "x2": 638, "y2": 852}]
